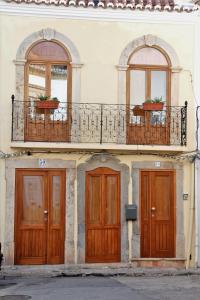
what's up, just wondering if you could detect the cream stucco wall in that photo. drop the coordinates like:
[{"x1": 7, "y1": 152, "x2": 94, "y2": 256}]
[
  {"x1": 0, "y1": 9, "x2": 197, "y2": 266},
  {"x1": 0, "y1": 152, "x2": 195, "y2": 266},
  {"x1": 0, "y1": 14, "x2": 197, "y2": 152}
]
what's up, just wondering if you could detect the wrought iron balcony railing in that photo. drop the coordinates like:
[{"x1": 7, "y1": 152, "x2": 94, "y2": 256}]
[{"x1": 11, "y1": 97, "x2": 187, "y2": 146}]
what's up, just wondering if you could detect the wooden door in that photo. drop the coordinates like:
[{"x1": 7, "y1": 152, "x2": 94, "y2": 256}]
[
  {"x1": 15, "y1": 169, "x2": 66, "y2": 265},
  {"x1": 86, "y1": 167, "x2": 121, "y2": 263},
  {"x1": 141, "y1": 170, "x2": 175, "y2": 258}
]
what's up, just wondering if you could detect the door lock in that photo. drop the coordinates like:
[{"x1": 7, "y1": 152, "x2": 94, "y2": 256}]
[
  {"x1": 44, "y1": 210, "x2": 48, "y2": 214},
  {"x1": 151, "y1": 207, "x2": 156, "y2": 211}
]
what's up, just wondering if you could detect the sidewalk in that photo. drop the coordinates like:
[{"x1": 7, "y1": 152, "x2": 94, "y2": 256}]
[{"x1": 1, "y1": 263, "x2": 200, "y2": 278}]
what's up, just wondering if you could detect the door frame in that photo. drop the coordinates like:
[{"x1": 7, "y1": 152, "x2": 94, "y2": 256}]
[
  {"x1": 140, "y1": 169, "x2": 176, "y2": 258},
  {"x1": 14, "y1": 169, "x2": 66, "y2": 265},
  {"x1": 4, "y1": 159, "x2": 76, "y2": 265},
  {"x1": 77, "y1": 153, "x2": 129, "y2": 264},
  {"x1": 131, "y1": 161, "x2": 185, "y2": 259}
]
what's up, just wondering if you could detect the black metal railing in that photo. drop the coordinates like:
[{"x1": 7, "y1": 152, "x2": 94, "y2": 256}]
[{"x1": 11, "y1": 97, "x2": 187, "y2": 146}]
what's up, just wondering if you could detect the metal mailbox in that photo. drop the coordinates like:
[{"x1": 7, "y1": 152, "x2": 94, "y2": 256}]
[{"x1": 125, "y1": 204, "x2": 137, "y2": 221}]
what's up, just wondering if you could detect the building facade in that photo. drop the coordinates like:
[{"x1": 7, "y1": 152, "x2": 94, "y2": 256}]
[{"x1": 0, "y1": 0, "x2": 199, "y2": 268}]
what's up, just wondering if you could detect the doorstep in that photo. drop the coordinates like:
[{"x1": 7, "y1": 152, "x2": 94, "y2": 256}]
[
  {"x1": 131, "y1": 258, "x2": 186, "y2": 269},
  {"x1": 1, "y1": 261, "x2": 199, "y2": 278}
]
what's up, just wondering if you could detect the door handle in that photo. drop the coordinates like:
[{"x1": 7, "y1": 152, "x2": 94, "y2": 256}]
[
  {"x1": 151, "y1": 207, "x2": 156, "y2": 211},
  {"x1": 44, "y1": 210, "x2": 48, "y2": 214}
]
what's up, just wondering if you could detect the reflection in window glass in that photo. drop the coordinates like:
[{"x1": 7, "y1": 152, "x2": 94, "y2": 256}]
[
  {"x1": 151, "y1": 71, "x2": 166, "y2": 103},
  {"x1": 130, "y1": 70, "x2": 145, "y2": 106},
  {"x1": 28, "y1": 64, "x2": 46, "y2": 119},
  {"x1": 52, "y1": 176, "x2": 61, "y2": 225},
  {"x1": 51, "y1": 65, "x2": 67, "y2": 121},
  {"x1": 23, "y1": 176, "x2": 44, "y2": 225},
  {"x1": 130, "y1": 47, "x2": 168, "y2": 66},
  {"x1": 51, "y1": 65, "x2": 67, "y2": 103},
  {"x1": 28, "y1": 64, "x2": 46, "y2": 100},
  {"x1": 150, "y1": 111, "x2": 166, "y2": 126}
]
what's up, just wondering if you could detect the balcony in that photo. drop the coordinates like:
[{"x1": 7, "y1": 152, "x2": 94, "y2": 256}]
[{"x1": 11, "y1": 98, "x2": 187, "y2": 147}]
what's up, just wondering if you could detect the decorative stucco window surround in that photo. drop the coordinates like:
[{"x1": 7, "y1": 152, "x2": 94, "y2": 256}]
[
  {"x1": 117, "y1": 34, "x2": 181, "y2": 107},
  {"x1": 13, "y1": 28, "x2": 82, "y2": 142},
  {"x1": 14, "y1": 28, "x2": 82, "y2": 102}
]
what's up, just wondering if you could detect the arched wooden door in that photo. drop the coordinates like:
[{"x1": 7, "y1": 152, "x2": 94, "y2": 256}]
[{"x1": 86, "y1": 167, "x2": 121, "y2": 263}]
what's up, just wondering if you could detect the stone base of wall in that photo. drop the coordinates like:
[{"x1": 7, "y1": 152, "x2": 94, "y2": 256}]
[{"x1": 131, "y1": 258, "x2": 186, "y2": 269}]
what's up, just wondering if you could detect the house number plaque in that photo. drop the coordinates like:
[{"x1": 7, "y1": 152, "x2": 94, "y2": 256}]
[{"x1": 39, "y1": 159, "x2": 46, "y2": 168}]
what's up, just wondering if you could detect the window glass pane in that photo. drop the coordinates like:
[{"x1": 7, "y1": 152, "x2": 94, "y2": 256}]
[
  {"x1": 130, "y1": 70, "x2": 145, "y2": 105},
  {"x1": 130, "y1": 47, "x2": 168, "y2": 66},
  {"x1": 151, "y1": 71, "x2": 166, "y2": 103},
  {"x1": 28, "y1": 64, "x2": 46, "y2": 100},
  {"x1": 22, "y1": 176, "x2": 44, "y2": 225},
  {"x1": 51, "y1": 65, "x2": 67, "y2": 102},
  {"x1": 52, "y1": 176, "x2": 61, "y2": 225},
  {"x1": 51, "y1": 65, "x2": 67, "y2": 121},
  {"x1": 28, "y1": 41, "x2": 69, "y2": 61}
]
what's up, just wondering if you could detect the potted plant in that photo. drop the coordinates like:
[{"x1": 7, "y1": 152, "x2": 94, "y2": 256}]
[
  {"x1": 36, "y1": 95, "x2": 60, "y2": 110},
  {"x1": 132, "y1": 105, "x2": 145, "y2": 117},
  {"x1": 142, "y1": 97, "x2": 164, "y2": 111}
]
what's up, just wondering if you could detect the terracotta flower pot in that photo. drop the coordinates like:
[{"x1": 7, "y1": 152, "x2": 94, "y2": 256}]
[
  {"x1": 36, "y1": 100, "x2": 59, "y2": 110},
  {"x1": 143, "y1": 102, "x2": 164, "y2": 111},
  {"x1": 133, "y1": 105, "x2": 145, "y2": 116}
]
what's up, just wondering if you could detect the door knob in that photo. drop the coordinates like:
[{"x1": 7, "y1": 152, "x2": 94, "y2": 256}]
[
  {"x1": 151, "y1": 207, "x2": 156, "y2": 211},
  {"x1": 44, "y1": 210, "x2": 48, "y2": 214}
]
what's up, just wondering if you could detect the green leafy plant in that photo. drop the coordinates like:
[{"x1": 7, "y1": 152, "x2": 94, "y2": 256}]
[
  {"x1": 145, "y1": 99, "x2": 153, "y2": 103},
  {"x1": 144, "y1": 97, "x2": 164, "y2": 103},
  {"x1": 38, "y1": 95, "x2": 49, "y2": 101},
  {"x1": 51, "y1": 97, "x2": 59, "y2": 102},
  {"x1": 153, "y1": 96, "x2": 163, "y2": 103}
]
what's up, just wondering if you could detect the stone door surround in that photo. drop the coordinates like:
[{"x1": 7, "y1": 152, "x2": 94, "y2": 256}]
[
  {"x1": 77, "y1": 153, "x2": 129, "y2": 263},
  {"x1": 4, "y1": 158, "x2": 76, "y2": 265},
  {"x1": 131, "y1": 161, "x2": 185, "y2": 259}
]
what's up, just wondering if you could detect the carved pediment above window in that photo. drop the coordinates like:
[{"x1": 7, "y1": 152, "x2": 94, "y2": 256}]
[
  {"x1": 144, "y1": 35, "x2": 158, "y2": 47},
  {"x1": 39, "y1": 28, "x2": 56, "y2": 41}
]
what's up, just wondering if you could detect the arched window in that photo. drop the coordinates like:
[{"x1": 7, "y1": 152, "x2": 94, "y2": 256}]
[
  {"x1": 127, "y1": 47, "x2": 171, "y2": 106},
  {"x1": 24, "y1": 40, "x2": 71, "y2": 142},
  {"x1": 25, "y1": 40, "x2": 71, "y2": 104}
]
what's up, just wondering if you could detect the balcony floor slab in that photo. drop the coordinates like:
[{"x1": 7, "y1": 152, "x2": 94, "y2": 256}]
[{"x1": 10, "y1": 142, "x2": 188, "y2": 154}]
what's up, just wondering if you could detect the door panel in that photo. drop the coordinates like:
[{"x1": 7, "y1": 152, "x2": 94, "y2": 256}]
[
  {"x1": 15, "y1": 169, "x2": 65, "y2": 265},
  {"x1": 141, "y1": 170, "x2": 175, "y2": 258},
  {"x1": 88, "y1": 176, "x2": 102, "y2": 225},
  {"x1": 48, "y1": 171, "x2": 65, "y2": 264},
  {"x1": 141, "y1": 172, "x2": 151, "y2": 258},
  {"x1": 86, "y1": 168, "x2": 120, "y2": 263},
  {"x1": 127, "y1": 110, "x2": 170, "y2": 145},
  {"x1": 104, "y1": 175, "x2": 118, "y2": 225},
  {"x1": 151, "y1": 171, "x2": 175, "y2": 257},
  {"x1": 15, "y1": 171, "x2": 47, "y2": 264}
]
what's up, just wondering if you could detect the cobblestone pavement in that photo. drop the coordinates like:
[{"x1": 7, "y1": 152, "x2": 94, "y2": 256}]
[{"x1": 1, "y1": 275, "x2": 200, "y2": 300}]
